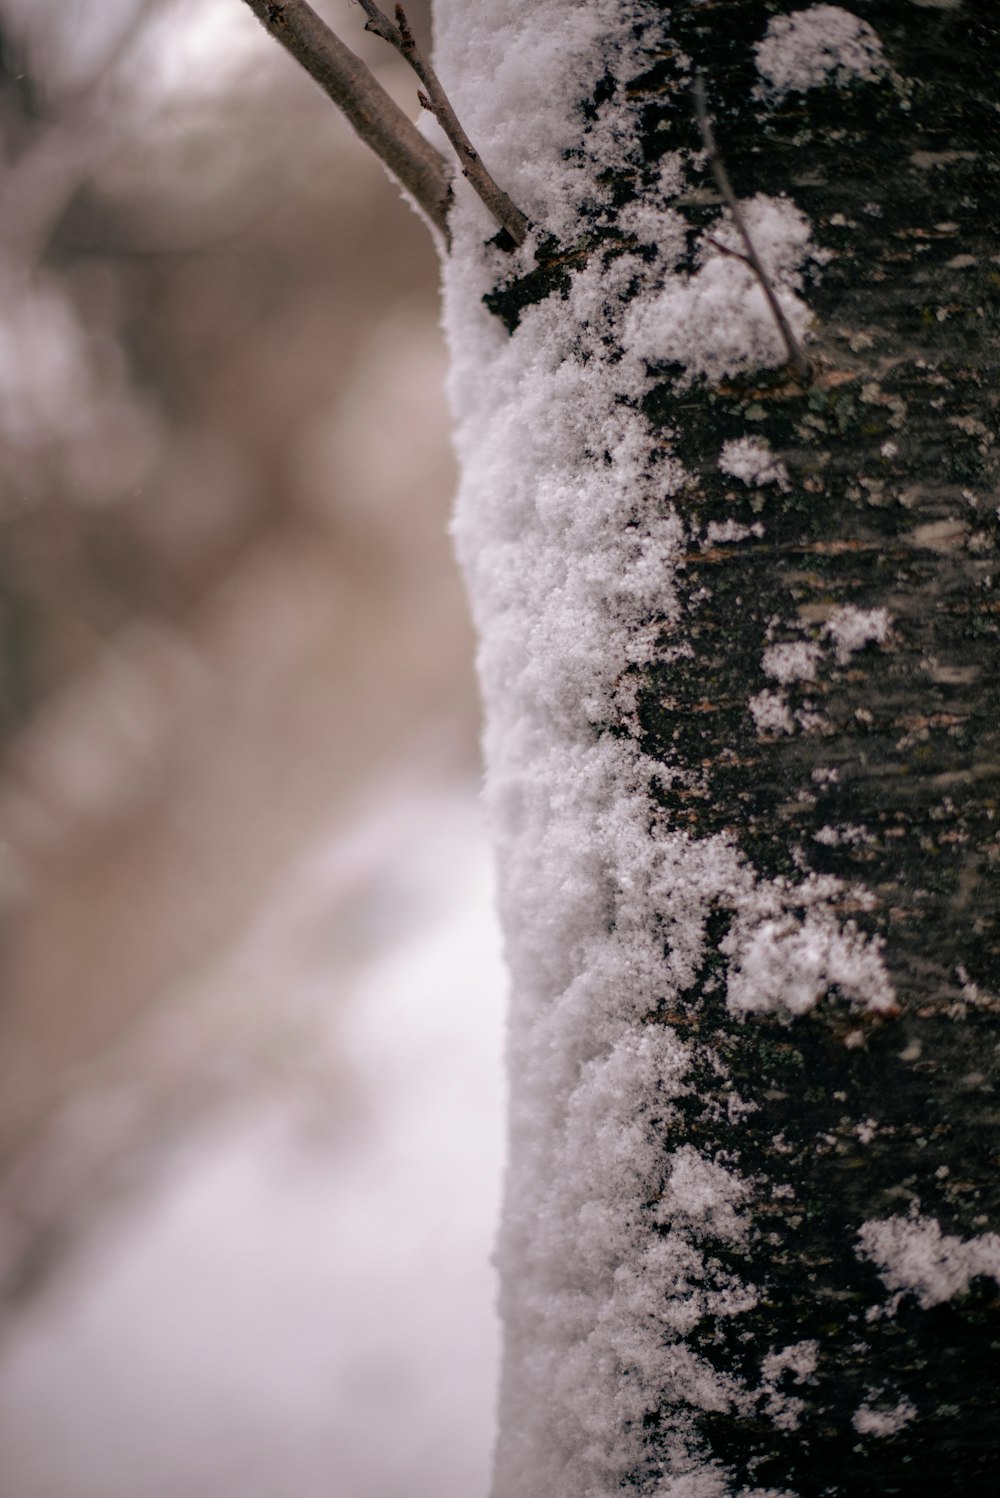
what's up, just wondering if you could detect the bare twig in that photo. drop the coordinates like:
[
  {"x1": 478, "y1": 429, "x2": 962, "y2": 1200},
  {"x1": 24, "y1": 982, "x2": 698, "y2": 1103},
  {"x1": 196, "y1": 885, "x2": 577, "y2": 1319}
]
[
  {"x1": 240, "y1": 0, "x2": 452, "y2": 244},
  {"x1": 693, "y1": 74, "x2": 811, "y2": 382},
  {"x1": 358, "y1": 2, "x2": 529, "y2": 246},
  {"x1": 706, "y1": 236, "x2": 749, "y2": 264}
]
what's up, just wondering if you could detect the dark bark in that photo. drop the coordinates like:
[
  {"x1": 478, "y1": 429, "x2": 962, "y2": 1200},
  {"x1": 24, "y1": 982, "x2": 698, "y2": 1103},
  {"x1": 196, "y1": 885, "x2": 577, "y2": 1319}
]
[{"x1": 486, "y1": 3, "x2": 999, "y2": 1493}]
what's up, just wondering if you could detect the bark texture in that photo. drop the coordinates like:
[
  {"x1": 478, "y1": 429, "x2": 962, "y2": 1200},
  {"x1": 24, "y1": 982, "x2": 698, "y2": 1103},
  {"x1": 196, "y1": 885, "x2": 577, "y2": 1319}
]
[{"x1": 629, "y1": 15, "x2": 1000, "y2": 1489}]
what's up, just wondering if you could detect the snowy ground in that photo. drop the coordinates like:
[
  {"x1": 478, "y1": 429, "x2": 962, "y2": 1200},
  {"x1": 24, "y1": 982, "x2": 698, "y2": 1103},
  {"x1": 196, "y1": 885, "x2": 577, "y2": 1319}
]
[{"x1": 0, "y1": 786, "x2": 505, "y2": 1498}]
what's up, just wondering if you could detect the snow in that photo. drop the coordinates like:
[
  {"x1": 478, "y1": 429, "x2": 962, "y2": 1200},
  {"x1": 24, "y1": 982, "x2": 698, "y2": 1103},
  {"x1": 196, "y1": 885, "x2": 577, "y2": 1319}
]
[
  {"x1": 627, "y1": 198, "x2": 815, "y2": 385},
  {"x1": 0, "y1": 274, "x2": 160, "y2": 500},
  {"x1": 749, "y1": 688, "x2": 796, "y2": 735},
  {"x1": 761, "y1": 1341, "x2": 818, "y2": 1383},
  {"x1": 747, "y1": 603, "x2": 892, "y2": 742},
  {"x1": 724, "y1": 891, "x2": 896, "y2": 1018},
  {"x1": 814, "y1": 823, "x2": 868, "y2": 847},
  {"x1": 703, "y1": 518, "x2": 764, "y2": 547},
  {"x1": 754, "y1": 6, "x2": 886, "y2": 99},
  {"x1": 141, "y1": 0, "x2": 266, "y2": 104},
  {"x1": 759, "y1": 1341, "x2": 819, "y2": 1432},
  {"x1": 434, "y1": 1, "x2": 897, "y2": 1492},
  {"x1": 823, "y1": 605, "x2": 892, "y2": 664},
  {"x1": 762, "y1": 641, "x2": 821, "y2": 685},
  {"x1": 660, "y1": 1147, "x2": 752, "y2": 1246},
  {"x1": 719, "y1": 437, "x2": 790, "y2": 491},
  {"x1": 852, "y1": 1399, "x2": 916, "y2": 1437},
  {"x1": 857, "y1": 1214, "x2": 1000, "y2": 1309}
]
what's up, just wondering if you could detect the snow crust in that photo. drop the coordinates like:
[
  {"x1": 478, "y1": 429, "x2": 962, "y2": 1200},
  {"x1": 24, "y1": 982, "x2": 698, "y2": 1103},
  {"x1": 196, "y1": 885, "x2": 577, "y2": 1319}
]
[
  {"x1": 435, "y1": 2, "x2": 894, "y2": 1492},
  {"x1": 754, "y1": 6, "x2": 886, "y2": 99},
  {"x1": 857, "y1": 1214, "x2": 1000, "y2": 1308}
]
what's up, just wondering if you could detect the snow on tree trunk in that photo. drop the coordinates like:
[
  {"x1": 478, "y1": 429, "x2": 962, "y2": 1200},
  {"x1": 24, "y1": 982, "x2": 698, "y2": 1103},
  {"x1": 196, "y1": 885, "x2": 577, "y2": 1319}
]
[{"x1": 436, "y1": 2, "x2": 999, "y2": 1494}]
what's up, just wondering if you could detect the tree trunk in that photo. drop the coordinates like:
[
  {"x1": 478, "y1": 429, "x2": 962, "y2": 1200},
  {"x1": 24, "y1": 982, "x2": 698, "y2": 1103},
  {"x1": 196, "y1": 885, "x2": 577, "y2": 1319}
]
[{"x1": 436, "y1": 1, "x2": 1000, "y2": 1494}]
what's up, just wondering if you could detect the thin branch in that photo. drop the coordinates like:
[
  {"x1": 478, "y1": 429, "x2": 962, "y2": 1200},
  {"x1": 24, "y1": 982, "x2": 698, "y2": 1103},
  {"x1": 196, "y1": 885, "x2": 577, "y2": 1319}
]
[
  {"x1": 240, "y1": 0, "x2": 452, "y2": 244},
  {"x1": 706, "y1": 236, "x2": 750, "y2": 265},
  {"x1": 358, "y1": 2, "x2": 529, "y2": 246},
  {"x1": 693, "y1": 74, "x2": 811, "y2": 382}
]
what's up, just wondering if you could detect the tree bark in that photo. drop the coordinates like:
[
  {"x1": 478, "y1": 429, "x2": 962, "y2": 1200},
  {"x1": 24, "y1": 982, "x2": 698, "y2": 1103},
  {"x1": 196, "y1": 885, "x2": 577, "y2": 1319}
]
[{"x1": 437, "y1": 2, "x2": 1000, "y2": 1494}]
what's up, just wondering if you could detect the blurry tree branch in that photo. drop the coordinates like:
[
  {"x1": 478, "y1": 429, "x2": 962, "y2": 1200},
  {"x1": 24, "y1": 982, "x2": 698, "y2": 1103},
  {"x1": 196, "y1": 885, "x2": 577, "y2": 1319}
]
[{"x1": 240, "y1": 0, "x2": 452, "y2": 244}]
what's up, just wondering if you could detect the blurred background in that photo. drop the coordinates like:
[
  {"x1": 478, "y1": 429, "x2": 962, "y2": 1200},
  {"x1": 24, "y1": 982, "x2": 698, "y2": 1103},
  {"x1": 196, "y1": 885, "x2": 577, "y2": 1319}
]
[{"x1": 0, "y1": 2, "x2": 504, "y2": 1494}]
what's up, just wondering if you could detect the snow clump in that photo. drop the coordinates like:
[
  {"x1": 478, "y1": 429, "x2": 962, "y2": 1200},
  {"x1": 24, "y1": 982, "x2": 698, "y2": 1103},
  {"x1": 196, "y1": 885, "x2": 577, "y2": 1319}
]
[
  {"x1": 703, "y1": 518, "x2": 764, "y2": 547},
  {"x1": 858, "y1": 1214, "x2": 1000, "y2": 1308},
  {"x1": 762, "y1": 640, "x2": 821, "y2": 685},
  {"x1": 759, "y1": 1340, "x2": 819, "y2": 1431},
  {"x1": 724, "y1": 896, "x2": 896, "y2": 1018},
  {"x1": 814, "y1": 823, "x2": 869, "y2": 847},
  {"x1": 627, "y1": 197, "x2": 813, "y2": 384},
  {"x1": 720, "y1": 436, "x2": 790, "y2": 491},
  {"x1": 824, "y1": 605, "x2": 892, "y2": 664},
  {"x1": 755, "y1": 6, "x2": 887, "y2": 99},
  {"x1": 852, "y1": 1399, "x2": 917, "y2": 1437},
  {"x1": 749, "y1": 690, "x2": 795, "y2": 735}
]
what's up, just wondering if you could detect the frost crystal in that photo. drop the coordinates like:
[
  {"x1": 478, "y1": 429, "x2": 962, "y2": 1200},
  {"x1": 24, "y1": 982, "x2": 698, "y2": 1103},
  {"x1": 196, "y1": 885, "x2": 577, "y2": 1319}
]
[
  {"x1": 755, "y1": 6, "x2": 886, "y2": 99},
  {"x1": 659, "y1": 1147, "x2": 751, "y2": 1245},
  {"x1": 857, "y1": 1214, "x2": 1000, "y2": 1308},
  {"x1": 761, "y1": 1340, "x2": 819, "y2": 1382}
]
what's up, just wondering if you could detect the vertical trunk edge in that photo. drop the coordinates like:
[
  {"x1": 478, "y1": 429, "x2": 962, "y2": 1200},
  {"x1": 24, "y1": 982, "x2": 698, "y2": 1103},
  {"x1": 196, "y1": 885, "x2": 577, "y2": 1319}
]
[{"x1": 437, "y1": 2, "x2": 1000, "y2": 1494}]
